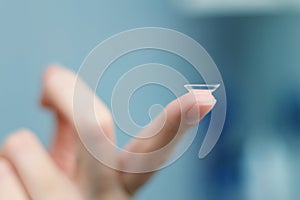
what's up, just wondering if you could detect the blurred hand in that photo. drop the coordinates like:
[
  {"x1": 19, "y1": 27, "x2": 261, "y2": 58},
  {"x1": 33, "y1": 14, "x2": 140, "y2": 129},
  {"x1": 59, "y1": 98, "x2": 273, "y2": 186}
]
[{"x1": 0, "y1": 66, "x2": 216, "y2": 200}]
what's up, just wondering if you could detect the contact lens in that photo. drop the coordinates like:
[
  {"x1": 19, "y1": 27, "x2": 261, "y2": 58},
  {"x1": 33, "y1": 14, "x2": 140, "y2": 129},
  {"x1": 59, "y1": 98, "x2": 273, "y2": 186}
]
[{"x1": 184, "y1": 84, "x2": 220, "y2": 93}]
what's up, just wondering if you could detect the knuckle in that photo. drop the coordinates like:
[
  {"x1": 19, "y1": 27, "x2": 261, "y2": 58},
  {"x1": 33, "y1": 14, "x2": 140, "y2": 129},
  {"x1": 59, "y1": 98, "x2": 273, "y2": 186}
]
[
  {"x1": 87, "y1": 111, "x2": 114, "y2": 132},
  {"x1": 98, "y1": 115, "x2": 115, "y2": 139},
  {"x1": 44, "y1": 65, "x2": 61, "y2": 82},
  {"x1": 100, "y1": 115, "x2": 113, "y2": 131},
  {"x1": 79, "y1": 116, "x2": 115, "y2": 142},
  {"x1": 43, "y1": 65, "x2": 63, "y2": 89},
  {"x1": 43, "y1": 65, "x2": 75, "y2": 86},
  {"x1": 3, "y1": 129, "x2": 36, "y2": 155}
]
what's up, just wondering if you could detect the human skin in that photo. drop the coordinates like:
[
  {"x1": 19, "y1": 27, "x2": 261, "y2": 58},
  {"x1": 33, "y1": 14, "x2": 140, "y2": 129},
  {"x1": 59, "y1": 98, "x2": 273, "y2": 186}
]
[{"x1": 0, "y1": 66, "x2": 216, "y2": 200}]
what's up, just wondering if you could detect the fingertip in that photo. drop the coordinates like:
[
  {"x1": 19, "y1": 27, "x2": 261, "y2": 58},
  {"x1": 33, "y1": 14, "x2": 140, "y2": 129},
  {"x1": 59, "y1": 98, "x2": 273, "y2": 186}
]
[
  {"x1": 182, "y1": 93, "x2": 216, "y2": 125},
  {"x1": 199, "y1": 100, "x2": 216, "y2": 117}
]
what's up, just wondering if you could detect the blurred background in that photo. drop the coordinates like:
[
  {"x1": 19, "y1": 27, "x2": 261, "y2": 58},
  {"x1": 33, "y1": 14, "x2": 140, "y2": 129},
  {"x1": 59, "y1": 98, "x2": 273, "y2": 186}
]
[{"x1": 0, "y1": 0, "x2": 299, "y2": 199}]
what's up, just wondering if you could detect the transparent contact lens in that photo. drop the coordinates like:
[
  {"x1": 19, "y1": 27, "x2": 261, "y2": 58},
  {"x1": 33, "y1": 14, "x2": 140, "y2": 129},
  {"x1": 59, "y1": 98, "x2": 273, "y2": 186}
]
[{"x1": 184, "y1": 84, "x2": 220, "y2": 93}]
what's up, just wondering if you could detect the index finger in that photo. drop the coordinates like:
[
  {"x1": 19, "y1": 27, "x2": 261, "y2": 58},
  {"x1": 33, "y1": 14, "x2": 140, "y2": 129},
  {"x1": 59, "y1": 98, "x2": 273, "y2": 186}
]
[{"x1": 119, "y1": 91, "x2": 216, "y2": 193}]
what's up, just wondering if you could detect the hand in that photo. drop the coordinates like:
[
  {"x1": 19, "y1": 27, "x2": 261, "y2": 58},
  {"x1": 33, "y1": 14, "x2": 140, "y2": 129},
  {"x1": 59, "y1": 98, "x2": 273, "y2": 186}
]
[{"x1": 0, "y1": 65, "x2": 216, "y2": 200}]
